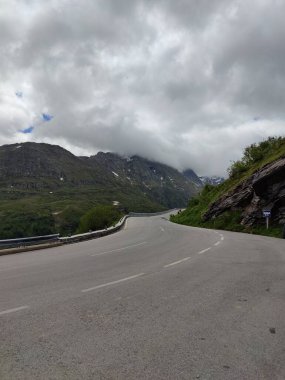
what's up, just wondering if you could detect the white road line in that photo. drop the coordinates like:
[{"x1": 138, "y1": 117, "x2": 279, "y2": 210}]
[
  {"x1": 198, "y1": 247, "x2": 212, "y2": 255},
  {"x1": 91, "y1": 241, "x2": 147, "y2": 256},
  {"x1": 214, "y1": 241, "x2": 221, "y2": 246},
  {"x1": 160, "y1": 227, "x2": 165, "y2": 232},
  {"x1": 221, "y1": 235, "x2": 224, "y2": 241},
  {"x1": 81, "y1": 273, "x2": 145, "y2": 293},
  {"x1": 0, "y1": 306, "x2": 29, "y2": 316},
  {"x1": 164, "y1": 257, "x2": 191, "y2": 268}
]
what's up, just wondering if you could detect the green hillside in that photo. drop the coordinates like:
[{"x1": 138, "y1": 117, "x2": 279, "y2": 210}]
[
  {"x1": 0, "y1": 142, "x2": 198, "y2": 238},
  {"x1": 171, "y1": 137, "x2": 285, "y2": 238}
]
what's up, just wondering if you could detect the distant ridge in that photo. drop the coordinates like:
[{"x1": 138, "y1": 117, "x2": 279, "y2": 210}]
[
  {"x1": 183, "y1": 169, "x2": 203, "y2": 187},
  {"x1": 0, "y1": 142, "x2": 199, "y2": 238},
  {"x1": 199, "y1": 176, "x2": 225, "y2": 186}
]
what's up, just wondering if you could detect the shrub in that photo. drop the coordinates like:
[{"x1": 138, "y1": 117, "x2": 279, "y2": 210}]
[
  {"x1": 0, "y1": 210, "x2": 55, "y2": 239},
  {"x1": 228, "y1": 136, "x2": 285, "y2": 178},
  {"x1": 77, "y1": 205, "x2": 123, "y2": 233}
]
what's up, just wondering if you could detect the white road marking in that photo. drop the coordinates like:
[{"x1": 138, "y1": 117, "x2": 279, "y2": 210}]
[
  {"x1": 0, "y1": 306, "x2": 29, "y2": 316},
  {"x1": 81, "y1": 273, "x2": 145, "y2": 293},
  {"x1": 214, "y1": 241, "x2": 220, "y2": 246},
  {"x1": 91, "y1": 241, "x2": 147, "y2": 256},
  {"x1": 221, "y1": 235, "x2": 224, "y2": 241},
  {"x1": 164, "y1": 257, "x2": 191, "y2": 268},
  {"x1": 160, "y1": 227, "x2": 165, "y2": 232},
  {"x1": 198, "y1": 247, "x2": 212, "y2": 255}
]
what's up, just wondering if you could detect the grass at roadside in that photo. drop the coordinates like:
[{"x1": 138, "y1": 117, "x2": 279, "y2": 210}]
[
  {"x1": 171, "y1": 209, "x2": 283, "y2": 238},
  {"x1": 171, "y1": 137, "x2": 285, "y2": 240}
]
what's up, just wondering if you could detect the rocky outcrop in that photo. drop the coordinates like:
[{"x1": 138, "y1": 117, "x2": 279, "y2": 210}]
[{"x1": 203, "y1": 157, "x2": 285, "y2": 226}]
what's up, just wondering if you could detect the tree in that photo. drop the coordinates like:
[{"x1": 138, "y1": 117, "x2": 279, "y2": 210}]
[{"x1": 77, "y1": 205, "x2": 122, "y2": 233}]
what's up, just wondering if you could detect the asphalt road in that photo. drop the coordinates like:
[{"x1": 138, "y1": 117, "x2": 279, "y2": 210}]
[{"x1": 0, "y1": 214, "x2": 285, "y2": 380}]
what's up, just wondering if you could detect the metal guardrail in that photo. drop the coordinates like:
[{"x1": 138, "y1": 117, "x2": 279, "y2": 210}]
[
  {"x1": 0, "y1": 209, "x2": 176, "y2": 251},
  {"x1": 0, "y1": 234, "x2": 60, "y2": 249},
  {"x1": 129, "y1": 209, "x2": 178, "y2": 217},
  {"x1": 59, "y1": 216, "x2": 129, "y2": 244},
  {"x1": 0, "y1": 217, "x2": 130, "y2": 251}
]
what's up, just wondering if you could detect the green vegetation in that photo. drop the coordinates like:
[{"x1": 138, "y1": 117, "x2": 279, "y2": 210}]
[
  {"x1": 228, "y1": 136, "x2": 285, "y2": 178},
  {"x1": 0, "y1": 180, "x2": 166, "y2": 239},
  {"x1": 77, "y1": 205, "x2": 123, "y2": 233},
  {"x1": 0, "y1": 185, "x2": 165, "y2": 239},
  {"x1": 171, "y1": 137, "x2": 285, "y2": 238},
  {"x1": 0, "y1": 209, "x2": 55, "y2": 239},
  {"x1": 0, "y1": 142, "x2": 194, "y2": 239}
]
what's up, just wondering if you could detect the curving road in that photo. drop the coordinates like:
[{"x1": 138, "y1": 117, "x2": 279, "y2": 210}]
[{"x1": 0, "y1": 214, "x2": 285, "y2": 379}]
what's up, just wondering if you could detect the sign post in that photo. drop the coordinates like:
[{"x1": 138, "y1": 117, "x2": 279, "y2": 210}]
[{"x1": 263, "y1": 210, "x2": 271, "y2": 230}]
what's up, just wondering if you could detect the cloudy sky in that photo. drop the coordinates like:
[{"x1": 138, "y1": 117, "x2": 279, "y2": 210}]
[{"x1": 1, "y1": 0, "x2": 285, "y2": 176}]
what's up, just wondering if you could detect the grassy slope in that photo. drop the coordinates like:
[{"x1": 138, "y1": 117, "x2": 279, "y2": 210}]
[
  {"x1": 0, "y1": 143, "x2": 195, "y2": 238},
  {"x1": 0, "y1": 184, "x2": 165, "y2": 238},
  {"x1": 171, "y1": 139, "x2": 285, "y2": 238}
]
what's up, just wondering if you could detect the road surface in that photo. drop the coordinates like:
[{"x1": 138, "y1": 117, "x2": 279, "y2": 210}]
[{"x1": 0, "y1": 214, "x2": 285, "y2": 379}]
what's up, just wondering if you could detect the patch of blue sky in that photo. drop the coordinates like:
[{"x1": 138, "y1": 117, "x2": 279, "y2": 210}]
[
  {"x1": 42, "y1": 113, "x2": 53, "y2": 122},
  {"x1": 20, "y1": 126, "x2": 34, "y2": 134}
]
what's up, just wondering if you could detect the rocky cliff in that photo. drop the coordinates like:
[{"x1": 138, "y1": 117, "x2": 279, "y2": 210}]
[{"x1": 203, "y1": 157, "x2": 285, "y2": 226}]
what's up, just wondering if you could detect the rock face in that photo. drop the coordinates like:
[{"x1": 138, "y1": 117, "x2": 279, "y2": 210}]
[{"x1": 203, "y1": 157, "x2": 285, "y2": 226}]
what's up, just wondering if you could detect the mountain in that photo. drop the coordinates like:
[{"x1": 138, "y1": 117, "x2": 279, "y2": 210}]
[
  {"x1": 0, "y1": 142, "x2": 199, "y2": 238},
  {"x1": 199, "y1": 176, "x2": 225, "y2": 186},
  {"x1": 183, "y1": 169, "x2": 203, "y2": 187},
  {"x1": 0, "y1": 142, "x2": 102, "y2": 189},
  {"x1": 86, "y1": 152, "x2": 198, "y2": 206},
  {"x1": 182, "y1": 170, "x2": 225, "y2": 187},
  {"x1": 172, "y1": 137, "x2": 285, "y2": 238}
]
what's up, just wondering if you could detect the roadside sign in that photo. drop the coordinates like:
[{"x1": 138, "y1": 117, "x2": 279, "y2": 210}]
[{"x1": 263, "y1": 210, "x2": 271, "y2": 229}]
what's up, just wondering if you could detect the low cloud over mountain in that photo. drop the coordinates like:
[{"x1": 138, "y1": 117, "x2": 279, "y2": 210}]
[{"x1": 1, "y1": 0, "x2": 285, "y2": 175}]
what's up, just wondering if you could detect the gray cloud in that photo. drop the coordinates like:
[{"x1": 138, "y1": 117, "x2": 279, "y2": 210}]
[{"x1": 1, "y1": 0, "x2": 285, "y2": 176}]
